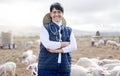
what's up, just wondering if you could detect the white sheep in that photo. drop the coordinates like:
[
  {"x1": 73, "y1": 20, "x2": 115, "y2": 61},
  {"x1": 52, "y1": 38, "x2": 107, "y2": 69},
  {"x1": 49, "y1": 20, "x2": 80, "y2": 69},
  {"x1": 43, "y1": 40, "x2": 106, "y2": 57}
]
[
  {"x1": 22, "y1": 50, "x2": 33, "y2": 59},
  {"x1": 22, "y1": 54, "x2": 37, "y2": 65},
  {"x1": 103, "y1": 63, "x2": 120, "y2": 70},
  {"x1": 88, "y1": 67, "x2": 110, "y2": 76},
  {"x1": 76, "y1": 57, "x2": 99, "y2": 68},
  {"x1": 18, "y1": 50, "x2": 33, "y2": 62},
  {"x1": 0, "y1": 62, "x2": 16, "y2": 76},
  {"x1": 107, "y1": 66, "x2": 120, "y2": 76},
  {"x1": 26, "y1": 63, "x2": 38, "y2": 76},
  {"x1": 94, "y1": 39, "x2": 105, "y2": 48},
  {"x1": 90, "y1": 57, "x2": 100, "y2": 64},
  {"x1": 71, "y1": 64, "x2": 88, "y2": 76},
  {"x1": 98, "y1": 59, "x2": 120, "y2": 66},
  {"x1": 106, "y1": 40, "x2": 117, "y2": 49}
]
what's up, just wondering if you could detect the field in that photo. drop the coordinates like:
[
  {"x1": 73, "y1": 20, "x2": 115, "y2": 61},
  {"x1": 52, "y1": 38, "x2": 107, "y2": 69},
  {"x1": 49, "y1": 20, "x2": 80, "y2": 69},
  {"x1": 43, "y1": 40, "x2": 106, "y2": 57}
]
[{"x1": 0, "y1": 36, "x2": 120, "y2": 76}]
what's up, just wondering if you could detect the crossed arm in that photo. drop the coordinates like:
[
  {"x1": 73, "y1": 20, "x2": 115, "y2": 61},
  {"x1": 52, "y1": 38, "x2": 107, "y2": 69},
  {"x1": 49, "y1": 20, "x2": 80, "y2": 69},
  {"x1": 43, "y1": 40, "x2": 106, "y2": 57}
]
[
  {"x1": 40, "y1": 26, "x2": 77, "y2": 53},
  {"x1": 47, "y1": 42, "x2": 70, "y2": 53}
]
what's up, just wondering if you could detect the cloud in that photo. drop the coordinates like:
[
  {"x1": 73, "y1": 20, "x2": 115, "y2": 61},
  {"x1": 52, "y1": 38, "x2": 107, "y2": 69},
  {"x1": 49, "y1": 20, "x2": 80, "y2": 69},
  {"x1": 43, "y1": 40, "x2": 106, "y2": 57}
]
[{"x1": 0, "y1": 0, "x2": 120, "y2": 36}]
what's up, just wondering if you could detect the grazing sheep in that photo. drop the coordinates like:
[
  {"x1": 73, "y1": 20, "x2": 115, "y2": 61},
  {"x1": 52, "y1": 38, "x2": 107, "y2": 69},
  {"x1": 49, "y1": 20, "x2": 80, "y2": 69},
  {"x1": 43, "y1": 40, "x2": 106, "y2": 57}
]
[
  {"x1": 103, "y1": 63, "x2": 120, "y2": 70},
  {"x1": 22, "y1": 55, "x2": 37, "y2": 65},
  {"x1": 88, "y1": 67, "x2": 110, "y2": 76},
  {"x1": 18, "y1": 50, "x2": 33, "y2": 62},
  {"x1": 0, "y1": 62, "x2": 16, "y2": 76},
  {"x1": 107, "y1": 66, "x2": 120, "y2": 76},
  {"x1": 106, "y1": 40, "x2": 117, "y2": 49},
  {"x1": 76, "y1": 57, "x2": 99, "y2": 68},
  {"x1": 71, "y1": 64, "x2": 88, "y2": 76},
  {"x1": 98, "y1": 59, "x2": 120, "y2": 66},
  {"x1": 26, "y1": 63, "x2": 38, "y2": 76},
  {"x1": 22, "y1": 50, "x2": 33, "y2": 59},
  {"x1": 94, "y1": 39, "x2": 105, "y2": 48}
]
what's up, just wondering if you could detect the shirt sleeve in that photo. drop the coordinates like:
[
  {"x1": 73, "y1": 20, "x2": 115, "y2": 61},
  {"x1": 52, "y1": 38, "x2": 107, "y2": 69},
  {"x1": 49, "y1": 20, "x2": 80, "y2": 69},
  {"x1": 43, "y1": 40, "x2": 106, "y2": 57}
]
[
  {"x1": 62, "y1": 31, "x2": 77, "y2": 53},
  {"x1": 40, "y1": 26, "x2": 61, "y2": 50}
]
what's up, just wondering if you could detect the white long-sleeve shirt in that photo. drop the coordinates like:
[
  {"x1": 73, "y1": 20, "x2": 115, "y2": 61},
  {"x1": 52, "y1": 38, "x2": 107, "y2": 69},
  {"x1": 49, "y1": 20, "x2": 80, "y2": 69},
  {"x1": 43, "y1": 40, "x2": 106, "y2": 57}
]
[
  {"x1": 40, "y1": 26, "x2": 77, "y2": 52},
  {"x1": 40, "y1": 22, "x2": 77, "y2": 63}
]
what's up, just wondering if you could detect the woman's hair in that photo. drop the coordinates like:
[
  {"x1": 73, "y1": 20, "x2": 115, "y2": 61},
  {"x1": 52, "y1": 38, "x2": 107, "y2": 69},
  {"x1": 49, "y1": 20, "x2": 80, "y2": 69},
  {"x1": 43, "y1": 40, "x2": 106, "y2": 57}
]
[{"x1": 50, "y1": 2, "x2": 64, "y2": 13}]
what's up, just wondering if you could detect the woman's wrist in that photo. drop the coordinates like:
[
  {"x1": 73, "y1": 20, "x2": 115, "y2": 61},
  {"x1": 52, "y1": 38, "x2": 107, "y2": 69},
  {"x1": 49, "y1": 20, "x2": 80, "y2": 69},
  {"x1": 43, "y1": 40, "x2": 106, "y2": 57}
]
[{"x1": 61, "y1": 42, "x2": 70, "y2": 48}]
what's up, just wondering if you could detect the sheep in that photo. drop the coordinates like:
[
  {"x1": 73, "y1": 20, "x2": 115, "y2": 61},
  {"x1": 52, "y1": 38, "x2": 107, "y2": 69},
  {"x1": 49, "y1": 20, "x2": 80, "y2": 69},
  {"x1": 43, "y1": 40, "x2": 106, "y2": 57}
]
[
  {"x1": 94, "y1": 39, "x2": 105, "y2": 48},
  {"x1": 107, "y1": 66, "x2": 120, "y2": 76},
  {"x1": 106, "y1": 40, "x2": 117, "y2": 49},
  {"x1": 103, "y1": 63, "x2": 120, "y2": 70},
  {"x1": 88, "y1": 67, "x2": 110, "y2": 76},
  {"x1": 22, "y1": 54, "x2": 37, "y2": 65},
  {"x1": 98, "y1": 59, "x2": 120, "y2": 66},
  {"x1": 22, "y1": 50, "x2": 33, "y2": 59},
  {"x1": 76, "y1": 57, "x2": 99, "y2": 68},
  {"x1": 90, "y1": 57, "x2": 100, "y2": 64},
  {"x1": 0, "y1": 62, "x2": 16, "y2": 76},
  {"x1": 71, "y1": 64, "x2": 88, "y2": 76},
  {"x1": 18, "y1": 50, "x2": 33, "y2": 62},
  {"x1": 26, "y1": 63, "x2": 38, "y2": 76}
]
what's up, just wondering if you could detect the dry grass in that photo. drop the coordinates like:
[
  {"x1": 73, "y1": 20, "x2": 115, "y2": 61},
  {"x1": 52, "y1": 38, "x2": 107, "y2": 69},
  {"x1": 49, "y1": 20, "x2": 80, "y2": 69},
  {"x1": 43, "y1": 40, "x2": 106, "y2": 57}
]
[{"x1": 0, "y1": 36, "x2": 120, "y2": 76}]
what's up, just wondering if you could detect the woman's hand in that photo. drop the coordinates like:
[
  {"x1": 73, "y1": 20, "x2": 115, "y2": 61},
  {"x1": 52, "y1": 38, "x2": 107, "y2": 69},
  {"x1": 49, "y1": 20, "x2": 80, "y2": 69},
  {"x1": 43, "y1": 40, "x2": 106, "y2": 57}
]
[{"x1": 47, "y1": 48, "x2": 63, "y2": 53}]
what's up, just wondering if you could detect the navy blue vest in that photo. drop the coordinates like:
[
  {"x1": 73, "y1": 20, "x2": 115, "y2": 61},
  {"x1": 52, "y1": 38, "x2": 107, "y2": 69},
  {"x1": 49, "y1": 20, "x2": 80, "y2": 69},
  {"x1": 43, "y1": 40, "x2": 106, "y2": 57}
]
[{"x1": 38, "y1": 21, "x2": 72, "y2": 73}]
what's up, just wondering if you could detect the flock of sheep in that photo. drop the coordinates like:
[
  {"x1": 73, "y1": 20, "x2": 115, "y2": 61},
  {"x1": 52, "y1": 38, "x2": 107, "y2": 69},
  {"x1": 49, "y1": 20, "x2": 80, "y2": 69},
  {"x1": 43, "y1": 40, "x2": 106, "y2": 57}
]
[
  {"x1": 0, "y1": 50, "x2": 38, "y2": 76},
  {"x1": 1, "y1": 37, "x2": 120, "y2": 76},
  {"x1": 1, "y1": 50, "x2": 120, "y2": 76},
  {"x1": 71, "y1": 57, "x2": 120, "y2": 76},
  {"x1": 91, "y1": 37, "x2": 120, "y2": 49}
]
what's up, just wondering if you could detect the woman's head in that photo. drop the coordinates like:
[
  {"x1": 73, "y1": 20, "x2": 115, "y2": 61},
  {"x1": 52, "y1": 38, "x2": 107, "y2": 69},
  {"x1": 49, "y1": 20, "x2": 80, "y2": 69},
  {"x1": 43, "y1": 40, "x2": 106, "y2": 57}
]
[{"x1": 50, "y1": 2, "x2": 64, "y2": 23}]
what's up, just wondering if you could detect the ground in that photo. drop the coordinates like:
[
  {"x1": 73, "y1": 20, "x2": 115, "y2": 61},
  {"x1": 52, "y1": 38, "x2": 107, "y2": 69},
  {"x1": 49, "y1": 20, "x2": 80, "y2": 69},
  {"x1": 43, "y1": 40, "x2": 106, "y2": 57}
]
[{"x1": 0, "y1": 36, "x2": 120, "y2": 76}]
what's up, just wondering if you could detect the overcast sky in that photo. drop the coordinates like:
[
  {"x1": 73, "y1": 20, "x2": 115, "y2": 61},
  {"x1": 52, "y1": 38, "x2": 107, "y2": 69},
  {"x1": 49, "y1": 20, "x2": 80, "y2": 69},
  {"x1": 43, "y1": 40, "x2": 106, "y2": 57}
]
[{"x1": 0, "y1": 0, "x2": 120, "y2": 35}]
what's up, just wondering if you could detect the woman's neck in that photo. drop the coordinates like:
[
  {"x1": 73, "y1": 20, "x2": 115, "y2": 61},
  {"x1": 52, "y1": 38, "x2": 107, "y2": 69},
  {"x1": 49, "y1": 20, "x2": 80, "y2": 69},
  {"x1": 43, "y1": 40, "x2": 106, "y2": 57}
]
[{"x1": 52, "y1": 20, "x2": 62, "y2": 26}]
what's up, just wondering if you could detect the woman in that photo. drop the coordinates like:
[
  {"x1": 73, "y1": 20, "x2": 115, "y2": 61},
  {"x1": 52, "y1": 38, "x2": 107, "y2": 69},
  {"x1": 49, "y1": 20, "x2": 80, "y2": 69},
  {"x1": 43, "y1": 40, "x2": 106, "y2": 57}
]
[{"x1": 38, "y1": 2, "x2": 77, "y2": 76}]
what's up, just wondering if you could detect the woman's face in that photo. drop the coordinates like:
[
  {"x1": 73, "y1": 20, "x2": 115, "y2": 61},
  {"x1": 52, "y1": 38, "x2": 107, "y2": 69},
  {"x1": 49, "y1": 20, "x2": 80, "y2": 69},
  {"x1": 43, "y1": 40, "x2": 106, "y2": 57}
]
[{"x1": 50, "y1": 8, "x2": 63, "y2": 23}]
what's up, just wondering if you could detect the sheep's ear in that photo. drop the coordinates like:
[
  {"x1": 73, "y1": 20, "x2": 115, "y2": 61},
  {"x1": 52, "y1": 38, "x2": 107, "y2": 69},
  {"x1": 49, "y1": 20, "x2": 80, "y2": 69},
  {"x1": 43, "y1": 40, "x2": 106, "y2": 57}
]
[
  {"x1": 29, "y1": 66, "x2": 32, "y2": 69},
  {"x1": 33, "y1": 71, "x2": 36, "y2": 75},
  {"x1": 26, "y1": 66, "x2": 31, "y2": 70}
]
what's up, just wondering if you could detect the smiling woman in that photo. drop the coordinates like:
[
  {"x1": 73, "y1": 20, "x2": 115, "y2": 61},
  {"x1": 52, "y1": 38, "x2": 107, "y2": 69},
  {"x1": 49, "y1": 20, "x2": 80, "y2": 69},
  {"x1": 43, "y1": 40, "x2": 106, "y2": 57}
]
[{"x1": 38, "y1": 2, "x2": 77, "y2": 76}]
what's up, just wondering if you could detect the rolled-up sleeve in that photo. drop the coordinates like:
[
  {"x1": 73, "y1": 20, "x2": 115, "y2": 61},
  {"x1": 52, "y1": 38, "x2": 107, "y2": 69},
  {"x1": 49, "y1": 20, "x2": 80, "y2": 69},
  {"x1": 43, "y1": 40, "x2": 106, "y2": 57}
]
[
  {"x1": 62, "y1": 31, "x2": 77, "y2": 53},
  {"x1": 40, "y1": 26, "x2": 61, "y2": 50}
]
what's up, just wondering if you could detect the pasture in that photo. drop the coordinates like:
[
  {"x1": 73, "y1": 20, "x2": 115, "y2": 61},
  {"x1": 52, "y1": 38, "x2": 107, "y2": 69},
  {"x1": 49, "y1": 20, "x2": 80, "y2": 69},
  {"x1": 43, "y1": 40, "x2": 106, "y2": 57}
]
[{"x1": 0, "y1": 36, "x2": 120, "y2": 76}]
